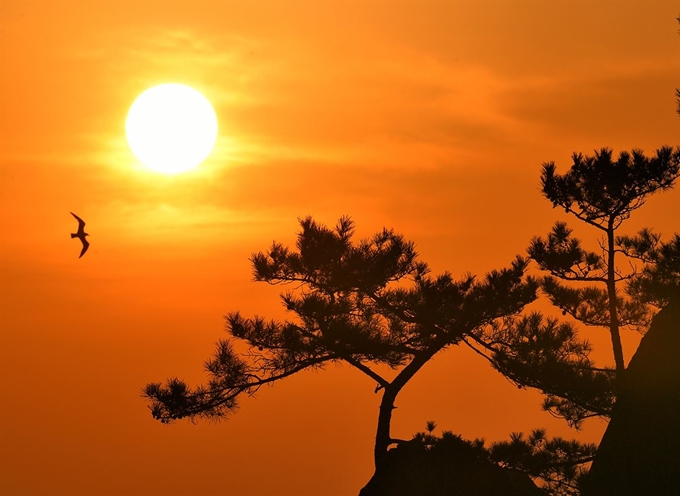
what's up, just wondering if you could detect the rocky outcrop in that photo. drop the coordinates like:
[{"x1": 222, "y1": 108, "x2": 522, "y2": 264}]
[
  {"x1": 359, "y1": 436, "x2": 542, "y2": 496},
  {"x1": 583, "y1": 292, "x2": 680, "y2": 495}
]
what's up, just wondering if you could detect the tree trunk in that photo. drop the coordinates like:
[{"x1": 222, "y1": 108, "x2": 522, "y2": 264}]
[
  {"x1": 372, "y1": 347, "x2": 440, "y2": 467},
  {"x1": 606, "y1": 222, "x2": 625, "y2": 374},
  {"x1": 374, "y1": 385, "x2": 399, "y2": 464}
]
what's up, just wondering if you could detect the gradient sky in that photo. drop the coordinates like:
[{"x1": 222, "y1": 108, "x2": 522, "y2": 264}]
[{"x1": 1, "y1": 1, "x2": 678, "y2": 495}]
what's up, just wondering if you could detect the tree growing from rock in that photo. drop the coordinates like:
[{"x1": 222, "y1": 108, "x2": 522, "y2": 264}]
[
  {"x1": 528, "y1": 146, "x2": 680, "y2": 377},
  {"x1": 459, "y1": 146, "x2": 680, "y2": 429},
  {"x1": 437, "y1": 146, "x2": 680, "y2": 492},
  {"x1": 144, "y1": 217, "x2": 543, "y2": 465}
]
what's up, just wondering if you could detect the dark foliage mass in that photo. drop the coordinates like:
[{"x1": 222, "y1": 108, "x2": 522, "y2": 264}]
[
  {"x1": 624, "y1": 232, "x2": 680, "y2": 307},
  {"x1": 360, "y1": 429, "x2": 545, "y2": 496},
  {"x1": 381, "y1": 427, "x2": 597, "y2": 496},
  {"x1": 540, "y1": 147, "x2": 679, "y2": 230},
  {"x1": 487, "y1": 430, "x2": 596, "y2": 496},
  {"x1": 482, "y1": 314, "x2": 615, "y2": 427}
]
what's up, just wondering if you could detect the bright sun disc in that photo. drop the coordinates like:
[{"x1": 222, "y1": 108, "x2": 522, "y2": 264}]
[{"x1": 126, "y1": 84, "x2": 218, "y2": 174}]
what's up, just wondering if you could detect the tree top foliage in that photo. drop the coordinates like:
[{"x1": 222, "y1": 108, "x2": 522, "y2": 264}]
[
  {"x1": 144, "y1": 216, "x2": 539, "y2": 424},
  {"x1": 541, "y1": 147, "x2": 680, "y2": 230}
]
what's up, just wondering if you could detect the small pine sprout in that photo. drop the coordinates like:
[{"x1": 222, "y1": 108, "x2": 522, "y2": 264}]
[{"x1": 425, "y1": 420, "x2": 437, "y2": 434}]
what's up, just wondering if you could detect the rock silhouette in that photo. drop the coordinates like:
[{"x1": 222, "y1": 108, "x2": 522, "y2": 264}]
[
  {"x1": 359, "y1": 435, "x2": 542, "y2": 496},
  {"x1": 583, "y1": 291, "x2": 680, "y2": 495}
]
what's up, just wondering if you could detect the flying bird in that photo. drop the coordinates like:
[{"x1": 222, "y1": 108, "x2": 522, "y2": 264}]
[{"x1": 70, "y1": 212, "x2": 90, "y2": 258}]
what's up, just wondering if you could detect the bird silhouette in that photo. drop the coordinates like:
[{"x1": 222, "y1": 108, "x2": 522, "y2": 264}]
[{"x1": 70, "y1": 212, "x2": 90, "y2": 258}]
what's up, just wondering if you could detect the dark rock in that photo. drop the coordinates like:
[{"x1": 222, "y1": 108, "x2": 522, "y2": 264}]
[
  {"x1": 359, "y1": 435, "x2": 542, "y2": 496},
  {"x1": 583, "y1": 292, "x2": 680, "y2": 495}
]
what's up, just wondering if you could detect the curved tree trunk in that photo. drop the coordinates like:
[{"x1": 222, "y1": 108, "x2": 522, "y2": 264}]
[
  {"x1": 372, "y1": 347, "x2": 441, "y2": 467},
  {"x1": 374, "y1": 386, "x2": 399, "y2": 464}
]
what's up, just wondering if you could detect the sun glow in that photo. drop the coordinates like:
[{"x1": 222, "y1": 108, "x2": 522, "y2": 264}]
[{"x1": 126, "y1": 84, "x2": 218, "y2": 174}]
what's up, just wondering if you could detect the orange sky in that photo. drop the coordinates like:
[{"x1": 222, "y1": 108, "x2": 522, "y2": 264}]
[{"x1": 1, "y1": 1, "x2": 679, "y2": 494}]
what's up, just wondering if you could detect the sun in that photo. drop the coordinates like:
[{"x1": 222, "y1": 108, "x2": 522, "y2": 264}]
[{"x1": 126, "y1": 84, "x2": 218, "y2": 174}]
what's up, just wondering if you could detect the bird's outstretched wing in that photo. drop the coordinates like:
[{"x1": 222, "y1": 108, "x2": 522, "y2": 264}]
[
  {"x1": 70, "y1": 212, "x2": 86, "y2": 231},
  {"x1": 79, "y1": 238, "x2": 90, "y2": 258}
]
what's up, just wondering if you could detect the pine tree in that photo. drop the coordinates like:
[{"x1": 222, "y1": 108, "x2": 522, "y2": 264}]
[
  {"x1": 528, "y1": 147, "x2": 680, "y2": 376},
  {"x1": 459, "y1": 146, "x2": 680, "y2": 428},
  {"x1": 144, "y1": 216, "x2": 539, "y2": 466}
]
